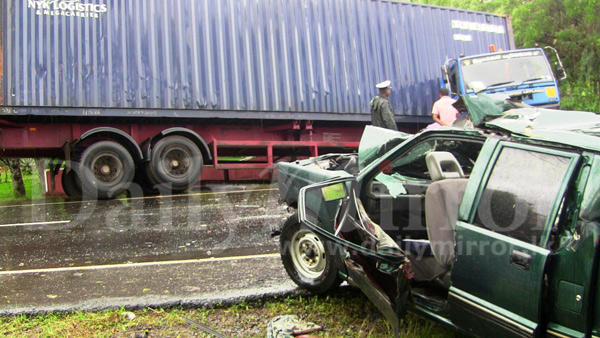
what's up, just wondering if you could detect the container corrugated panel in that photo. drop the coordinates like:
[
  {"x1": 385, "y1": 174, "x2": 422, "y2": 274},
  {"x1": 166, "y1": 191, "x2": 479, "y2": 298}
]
[
  {"x1": 0, "y1": 1, "x2": 4, "y2": 106},
  {"x1": 1, "y1": 0, "x2": 511, "y2": 120}
]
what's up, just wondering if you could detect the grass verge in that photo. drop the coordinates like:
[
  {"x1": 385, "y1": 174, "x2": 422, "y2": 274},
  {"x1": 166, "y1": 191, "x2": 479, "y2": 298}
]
[
  {"x1": 0, "y1": 173, "x2": 44, "y2": 202},
  {"x1": 0, "y1": 288, "x2": 464, "y2": 337}
]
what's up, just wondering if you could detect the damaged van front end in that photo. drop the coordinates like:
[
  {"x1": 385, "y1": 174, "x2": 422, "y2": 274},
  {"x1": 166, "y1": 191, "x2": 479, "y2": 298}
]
[{"x1": 296, "y1": 179, "x2": 413, "y2": 335}]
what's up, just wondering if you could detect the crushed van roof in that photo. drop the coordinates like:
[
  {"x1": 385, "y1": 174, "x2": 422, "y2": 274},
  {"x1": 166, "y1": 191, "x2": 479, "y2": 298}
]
[{"x1": 461, "y1": 94, "x2": 600, "y2": 152}]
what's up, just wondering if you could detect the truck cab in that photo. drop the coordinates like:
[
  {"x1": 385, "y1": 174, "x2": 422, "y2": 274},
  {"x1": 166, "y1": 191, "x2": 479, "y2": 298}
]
[{"x1": 442, "y1": 48, "x2": 565, "y2": 109}]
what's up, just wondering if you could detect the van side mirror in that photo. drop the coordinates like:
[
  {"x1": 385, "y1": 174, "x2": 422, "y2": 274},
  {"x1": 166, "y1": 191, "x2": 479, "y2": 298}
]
[
  {"x1": 544, "y1": 46, "x2": 567, "y2": 81},
  {"x1": 441, "y1": 65, "x2": 448, "y2": 81},
  {"x1": 556, "y1": 67, "x2": 567, "y2": 81}
]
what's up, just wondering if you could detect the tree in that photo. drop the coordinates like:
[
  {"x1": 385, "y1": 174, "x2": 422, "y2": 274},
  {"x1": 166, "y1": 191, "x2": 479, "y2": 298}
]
[
  {"x1": 0, "y1": 158, "x2": 26, "y2": 197},
  {"x1": 35, "y1": 159, "x2": 47, "y2": 192}
]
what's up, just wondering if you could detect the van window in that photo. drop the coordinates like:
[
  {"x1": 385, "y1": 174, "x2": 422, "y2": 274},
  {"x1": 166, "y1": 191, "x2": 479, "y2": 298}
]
[{"x1": 474, "y1": 147, "x2": 571, "y2": 245}]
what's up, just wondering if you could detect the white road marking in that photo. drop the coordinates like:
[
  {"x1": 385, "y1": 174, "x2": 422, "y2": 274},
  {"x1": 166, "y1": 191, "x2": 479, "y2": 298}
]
[
  {"x1": 0, "y1": 253, "x2": 280, "y2": 276},
  {"x1": 0, "y1": 220, "x2": 71, "y2": 228}
]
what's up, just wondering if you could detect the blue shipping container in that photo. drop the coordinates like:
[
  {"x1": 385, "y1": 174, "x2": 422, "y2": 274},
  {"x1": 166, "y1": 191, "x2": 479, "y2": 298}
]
[{"x1": 0, "y1": 0, "x2": 513, "y2": 122}]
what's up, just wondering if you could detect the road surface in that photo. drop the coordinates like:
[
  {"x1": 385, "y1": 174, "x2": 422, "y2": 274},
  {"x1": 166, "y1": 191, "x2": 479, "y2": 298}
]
[{"x1": 0, "y1": 184, "x2": 299, "y2": 314}]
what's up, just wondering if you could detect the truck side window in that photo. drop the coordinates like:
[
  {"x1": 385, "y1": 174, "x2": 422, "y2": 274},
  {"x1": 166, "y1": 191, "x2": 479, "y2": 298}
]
[
  {"x1": 448, "y1": 65, "x2": 459, "y2": 95},
  {"x1": 474, "y1": 147, "x2": 572, "y2": 245}
]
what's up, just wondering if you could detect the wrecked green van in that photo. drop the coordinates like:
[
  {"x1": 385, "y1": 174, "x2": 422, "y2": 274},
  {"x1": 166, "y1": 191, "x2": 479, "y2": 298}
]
[{"x1": 276, "y1": 99, "x2": 600, "y2": 338}]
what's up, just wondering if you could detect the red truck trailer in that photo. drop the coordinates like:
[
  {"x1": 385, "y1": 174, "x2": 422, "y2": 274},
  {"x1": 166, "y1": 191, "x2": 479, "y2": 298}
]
[{"x1": 0, "y1": 0, "x2": 513, "y2": 199}]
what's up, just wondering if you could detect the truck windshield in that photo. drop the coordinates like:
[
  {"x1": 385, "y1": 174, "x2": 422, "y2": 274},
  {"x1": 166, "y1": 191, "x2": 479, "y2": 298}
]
[{"x1": 460, "y1": 50, "x2": 554, "y2": 93}]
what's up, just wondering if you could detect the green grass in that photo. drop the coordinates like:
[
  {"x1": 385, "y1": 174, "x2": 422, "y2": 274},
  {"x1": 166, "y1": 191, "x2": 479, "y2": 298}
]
[
  {"x1": 218, "y1": 156, "x2": 256, "y2": 162},
  {"x1": 0, "y1": 289, "x2": 464, "y2": 337},
  {"x1": 0, "y1": 173, "x2": 44, "y2": 202}
]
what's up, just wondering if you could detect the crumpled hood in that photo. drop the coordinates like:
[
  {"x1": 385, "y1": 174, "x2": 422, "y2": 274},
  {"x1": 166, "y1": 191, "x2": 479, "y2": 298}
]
[
  {"x1": 358, "y1": 126, "x2": 412, "y2": 170},
  {"x1": 457, "y1": 94, "x2": 600, "y2": 151},
  {"x1": 454, "y1": 93, "x2": 508, "y2": 125},
  {"x1": 486, "y1": 107, "x2": 600, "y2": 152},
  {"x1": 485, "y1": 107, "x2": 600, "y2": 135}
]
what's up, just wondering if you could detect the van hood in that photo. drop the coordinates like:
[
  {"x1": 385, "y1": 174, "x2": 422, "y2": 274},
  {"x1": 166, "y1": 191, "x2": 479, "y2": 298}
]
[{"x1": 358, "y1": 126, "x2": 412, "y2": 170}]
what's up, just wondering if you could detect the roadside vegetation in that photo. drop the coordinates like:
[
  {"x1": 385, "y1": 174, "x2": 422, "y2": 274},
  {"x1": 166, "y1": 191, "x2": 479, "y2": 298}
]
[
  {"x1": 0, "y1": 288, "x2": 462, "y2": 338},
  {"x1": 0, "y1": 171, "x2": 43, "y2": 202}
]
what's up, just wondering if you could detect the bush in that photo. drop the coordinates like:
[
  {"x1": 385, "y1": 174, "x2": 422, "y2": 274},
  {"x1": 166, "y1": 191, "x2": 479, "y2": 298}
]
[
  {"x1": 560, "y1": 81, "x2": 600, "y2": 113},
  {"x1": 21, "y1": 158, "x2": 36, "y2": 175}
]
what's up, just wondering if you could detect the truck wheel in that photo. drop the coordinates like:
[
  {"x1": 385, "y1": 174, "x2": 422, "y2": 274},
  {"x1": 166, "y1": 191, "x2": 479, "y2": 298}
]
[
  {"x1": 280, "y1": 214, "x2": 342, "y2": 293},
  {"x1": 76, "y1": 141, "x2": 135, "y2": 199},
  {"x1": 61, "y1": 169, "x2": 82, "y2": 200},
  {"x1": 146, "y1": 136, "x2": 203, "y2": 192}
]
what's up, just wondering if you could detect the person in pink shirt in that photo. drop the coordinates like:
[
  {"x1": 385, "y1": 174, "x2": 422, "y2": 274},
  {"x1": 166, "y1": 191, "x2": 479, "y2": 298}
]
[{"x1": 431, "y1": 88, "x2": 459, "y2": 127}]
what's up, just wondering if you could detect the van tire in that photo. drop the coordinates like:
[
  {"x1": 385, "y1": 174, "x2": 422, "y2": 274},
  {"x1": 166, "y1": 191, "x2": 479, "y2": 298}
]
[{"x1": 280, "y1": 214, "x2": 342, "y2": 293}]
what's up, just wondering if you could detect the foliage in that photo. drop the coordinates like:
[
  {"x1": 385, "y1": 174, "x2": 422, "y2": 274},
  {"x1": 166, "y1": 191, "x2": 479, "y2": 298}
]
[
  {"x1": 413, "y1": 0, "x2": 600, "y2": 113},
  {"x1": 0, "y1": 172, "x2": 43, "y2": 202},
  {"x1": 560, "y1": 81, "x2": 600, "y2": 112},
  {"x1": 0, "y1": 158, "x2": 26, "y2": 197},
  {"x1": 20, "y1": 158, "x2": 36, "y2": 175},
  {"x1": 0, "y1": 158, "x2": 47, "y2": 199}
]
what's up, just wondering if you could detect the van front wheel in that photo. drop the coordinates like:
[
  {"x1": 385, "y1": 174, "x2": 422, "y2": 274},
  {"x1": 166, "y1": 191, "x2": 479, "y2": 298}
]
[{"x1": 280, "y1": 214, "x2": 342, "y2": 293}]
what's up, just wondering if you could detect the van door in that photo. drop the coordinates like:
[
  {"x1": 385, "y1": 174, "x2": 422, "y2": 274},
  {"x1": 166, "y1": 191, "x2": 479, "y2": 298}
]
[
  {"x1": 449, "y1": 143, "x2": 580, "y2": 338},
  {"x1": 298, "y1": 178, "x2": 411, "y2": 336}
]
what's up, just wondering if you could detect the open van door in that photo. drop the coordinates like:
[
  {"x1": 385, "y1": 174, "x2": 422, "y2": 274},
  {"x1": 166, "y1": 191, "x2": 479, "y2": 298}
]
[{"x1": 298, "y1": 178, "x2": 412, "y2": 335}]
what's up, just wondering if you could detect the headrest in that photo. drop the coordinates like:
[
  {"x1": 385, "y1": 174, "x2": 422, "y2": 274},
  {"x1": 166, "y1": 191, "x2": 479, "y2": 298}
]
[{"x1": 425, "y1": 151, "x2": 465, "y2": 181}]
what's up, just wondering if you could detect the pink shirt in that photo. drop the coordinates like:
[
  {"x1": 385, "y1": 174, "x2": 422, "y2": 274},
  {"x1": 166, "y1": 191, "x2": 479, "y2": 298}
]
[{"x1": 431, "y1": 96, "x2": 459, "y2": 126}]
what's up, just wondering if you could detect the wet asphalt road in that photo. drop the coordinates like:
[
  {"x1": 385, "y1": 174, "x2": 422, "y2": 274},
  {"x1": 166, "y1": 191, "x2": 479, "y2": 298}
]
[{"x1": 0, "y1": 184, "x2": 299, "y2": 314}]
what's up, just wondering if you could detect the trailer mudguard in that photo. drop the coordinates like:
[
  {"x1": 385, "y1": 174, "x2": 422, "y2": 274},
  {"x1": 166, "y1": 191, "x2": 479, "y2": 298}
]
[
  {"x1": 75, "y1": 127, "x2": 144, "y2": 162},
  {"x1": 149, "y1": 127, "x2": 212, "y2": 163}
]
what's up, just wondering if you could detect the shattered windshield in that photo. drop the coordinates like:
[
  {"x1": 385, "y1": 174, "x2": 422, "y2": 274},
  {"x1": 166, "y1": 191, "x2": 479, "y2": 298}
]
[{"x1": 461, "y1": 50, "x2": 554, "y2": 92}]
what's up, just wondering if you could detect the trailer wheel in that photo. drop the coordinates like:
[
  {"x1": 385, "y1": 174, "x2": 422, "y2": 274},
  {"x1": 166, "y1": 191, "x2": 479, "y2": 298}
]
[
  {"x1": 76, "y1": 141, "x2": 135, "y2": 199},
  {"x1": 280, "y1": 214, "x2": 342, "y2": 293},
  {"x1": 146, "y1": 136, "x2": 203, "y2": 192},
  {"x1": 61, "y1": 169, "x2": 82, "y2": 200}
]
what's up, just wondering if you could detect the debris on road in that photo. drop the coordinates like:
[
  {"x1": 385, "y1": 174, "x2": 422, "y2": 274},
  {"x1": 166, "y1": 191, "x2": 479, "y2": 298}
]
[
  {"x1": 121, "y1": 311, "x2": 136, "y2": 321},
  {"x1": 267, "y1": 315, "x2": 322, "y2": 338},
  {"x1": 182, "y1": 316, "x2": 226, "y2": 338}
]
